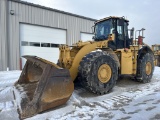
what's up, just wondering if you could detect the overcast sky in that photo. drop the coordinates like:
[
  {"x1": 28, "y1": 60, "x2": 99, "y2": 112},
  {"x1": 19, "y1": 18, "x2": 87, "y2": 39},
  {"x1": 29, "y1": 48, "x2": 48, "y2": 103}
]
[{"x1": 24, "y1": 0, "x2": 160, "y2": 45}]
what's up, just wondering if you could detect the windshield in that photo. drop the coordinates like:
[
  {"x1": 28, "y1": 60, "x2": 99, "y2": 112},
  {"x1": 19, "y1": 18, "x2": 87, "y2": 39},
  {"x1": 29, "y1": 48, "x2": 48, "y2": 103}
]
[{"x1": 95, "y1": 20, "x2": 112, "y2": 40}]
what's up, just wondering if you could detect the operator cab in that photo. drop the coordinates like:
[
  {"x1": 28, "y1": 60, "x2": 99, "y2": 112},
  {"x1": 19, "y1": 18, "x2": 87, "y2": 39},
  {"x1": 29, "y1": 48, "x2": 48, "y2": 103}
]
[{"x1": 94, "y1": 16, "x2": 133, "y2": 50}]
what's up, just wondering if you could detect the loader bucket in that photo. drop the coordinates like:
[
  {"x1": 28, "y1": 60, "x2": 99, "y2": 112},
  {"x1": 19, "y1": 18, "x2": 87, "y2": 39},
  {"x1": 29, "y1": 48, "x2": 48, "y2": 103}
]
[{"x1": 14, "y1": 56, "x2": 74, "y2": 119}]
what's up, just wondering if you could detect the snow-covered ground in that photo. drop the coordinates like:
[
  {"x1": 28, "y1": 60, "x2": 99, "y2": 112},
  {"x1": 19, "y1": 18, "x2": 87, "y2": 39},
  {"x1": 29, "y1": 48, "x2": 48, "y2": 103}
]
[{"x1": 0, "y1": 67, "x2": 160, "y2": 120}]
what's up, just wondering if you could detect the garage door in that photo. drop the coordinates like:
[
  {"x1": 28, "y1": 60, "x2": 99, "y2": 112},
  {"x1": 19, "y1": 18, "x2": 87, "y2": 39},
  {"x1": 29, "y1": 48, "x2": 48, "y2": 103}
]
[
  {"x1": 20, "y1": 24, "x2": 66, "y2": 68},
  {"x1": 81, "y1": 33, "x2": 94, "y2": 42}
]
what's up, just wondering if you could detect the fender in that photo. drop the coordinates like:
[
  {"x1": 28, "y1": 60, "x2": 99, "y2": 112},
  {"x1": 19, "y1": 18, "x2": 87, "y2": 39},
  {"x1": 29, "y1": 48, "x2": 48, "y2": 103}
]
[
  {"x1": 100, "y1": 48, "x2": 120, "y2": 68},
  {"x1": 69, "y1": 42, "x2": 99, "y2": 81},
  {"x1": 138, "y1": 46, "x2": 154, "y2": 59},
  {"x1": 69, "y1": 40, "x2": 111, "y2": 81}
]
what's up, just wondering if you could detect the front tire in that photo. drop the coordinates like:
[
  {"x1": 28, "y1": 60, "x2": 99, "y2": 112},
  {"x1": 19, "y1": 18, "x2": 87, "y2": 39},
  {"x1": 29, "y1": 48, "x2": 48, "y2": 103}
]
[
  {"x1": 136, "y1": 53, "x2": 154, "y2": 83},
  {"x1": 157, "y1": 55, "x2": 160, "y2": 67},
  {"x1": 78, "y1": 51, "x2": 118, "y2": 94}
]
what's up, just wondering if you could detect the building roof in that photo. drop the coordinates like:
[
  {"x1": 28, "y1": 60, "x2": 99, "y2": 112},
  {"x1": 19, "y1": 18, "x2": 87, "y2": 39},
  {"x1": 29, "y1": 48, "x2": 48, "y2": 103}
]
[{"x1": 9, "y1": 0, "x2": 97, "y2": 21}]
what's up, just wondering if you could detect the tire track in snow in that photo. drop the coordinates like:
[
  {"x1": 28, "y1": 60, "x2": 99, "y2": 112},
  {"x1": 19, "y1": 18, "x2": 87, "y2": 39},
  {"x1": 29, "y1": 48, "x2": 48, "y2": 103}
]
[
  {"x1": 62, "y1": 78, "x2": 160, "y2": 120},
  {"x1": 93, "y1": 95, "x2": 131, "y2": 109}
]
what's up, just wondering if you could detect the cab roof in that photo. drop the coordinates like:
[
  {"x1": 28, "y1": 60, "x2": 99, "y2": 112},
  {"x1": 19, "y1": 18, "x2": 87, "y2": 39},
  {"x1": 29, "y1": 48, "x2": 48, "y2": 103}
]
[{"x1": 95, "y1": 16, "x2": 129, "y2": 24}]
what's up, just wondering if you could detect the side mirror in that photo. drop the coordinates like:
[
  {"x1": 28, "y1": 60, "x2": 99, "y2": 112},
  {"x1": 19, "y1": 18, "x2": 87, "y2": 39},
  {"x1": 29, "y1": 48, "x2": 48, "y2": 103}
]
[
  {"x1": 91, "y1": 26, "x2": 95, "y2": 33},
  {"x1": 129, "y1": 27, "x2": 134, "y2": 45},
  {"x1": 130, "y1": 27, "x2": 134, "y2": 39}
]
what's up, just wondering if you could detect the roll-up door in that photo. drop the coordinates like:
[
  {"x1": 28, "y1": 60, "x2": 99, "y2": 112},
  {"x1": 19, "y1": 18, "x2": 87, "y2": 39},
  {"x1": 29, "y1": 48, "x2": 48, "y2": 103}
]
[
  {"x1": 81, "y1": 32, "x2": 94, "y2": 42},
  {"x1": 20, "y1": 24, "x2": 66, "y2": 68}
]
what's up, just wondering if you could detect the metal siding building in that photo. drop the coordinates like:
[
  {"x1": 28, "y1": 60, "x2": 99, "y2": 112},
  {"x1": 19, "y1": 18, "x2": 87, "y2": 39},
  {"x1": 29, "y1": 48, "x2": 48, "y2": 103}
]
[{"x1": 0, "y1": 0, "x2": 96, "y2": 71}]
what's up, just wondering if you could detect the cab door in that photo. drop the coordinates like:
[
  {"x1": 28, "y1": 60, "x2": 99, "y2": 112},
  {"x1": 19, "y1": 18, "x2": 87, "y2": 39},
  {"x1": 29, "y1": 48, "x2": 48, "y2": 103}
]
[{"x1": 116, "y1": 19, "x2": 130, "y2": 49}]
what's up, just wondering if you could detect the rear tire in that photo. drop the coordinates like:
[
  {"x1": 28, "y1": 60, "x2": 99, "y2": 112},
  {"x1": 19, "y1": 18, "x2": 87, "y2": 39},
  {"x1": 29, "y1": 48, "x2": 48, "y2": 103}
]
[
  {"x1": 78, "y1": 51, "x2": 118, "y2": 94},
  {"x1": 158, "y1": 56, "x2": 160, "y2": 67},
  {"x1": 136, "y1": 53, "x2": 154, "y2": 83}
]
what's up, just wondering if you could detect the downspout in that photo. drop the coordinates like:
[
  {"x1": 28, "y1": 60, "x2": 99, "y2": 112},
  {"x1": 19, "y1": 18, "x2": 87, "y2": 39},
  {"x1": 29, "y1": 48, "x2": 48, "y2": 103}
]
[{"x1": 6, "y1": 0, "x2": 9, "y2": 71}]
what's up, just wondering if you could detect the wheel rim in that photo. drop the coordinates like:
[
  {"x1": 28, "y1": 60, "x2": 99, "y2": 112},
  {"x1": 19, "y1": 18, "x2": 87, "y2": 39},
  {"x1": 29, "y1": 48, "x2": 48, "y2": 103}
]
[
  {"x1": 98, "y1": 64, "x2": 112, "y2": 83},
  {"x1": 146, "y1": 62, "x2": 152, "y2": 75}
]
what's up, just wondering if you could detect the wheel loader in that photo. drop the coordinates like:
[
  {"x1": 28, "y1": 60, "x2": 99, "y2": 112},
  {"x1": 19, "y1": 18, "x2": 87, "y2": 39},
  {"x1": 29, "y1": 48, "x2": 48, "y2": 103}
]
[
  {"x1": 14, "y1": 16, "x2": 155, "y2": 119},
  {"x1": 152, "y1": 44, "x2": 160, "y2": 66}
]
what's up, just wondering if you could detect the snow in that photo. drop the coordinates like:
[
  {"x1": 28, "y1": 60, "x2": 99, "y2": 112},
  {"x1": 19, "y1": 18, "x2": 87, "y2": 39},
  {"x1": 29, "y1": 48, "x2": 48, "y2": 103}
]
[
  {"x1": 0, "y1": 68, "x2": 160, "y2": 120},
  {"x1": 0, "y1": 71, "x2": 21, "y2": 89}
]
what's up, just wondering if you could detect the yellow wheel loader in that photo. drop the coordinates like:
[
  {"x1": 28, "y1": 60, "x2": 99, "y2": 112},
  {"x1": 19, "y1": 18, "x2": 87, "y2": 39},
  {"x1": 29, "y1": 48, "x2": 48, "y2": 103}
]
[
  {"x1": 152, "y1": 44, "x2": 160, "y2": 67},
  {"x1": 15, "y1": 16, "x2": 155, "y2": 119}
]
